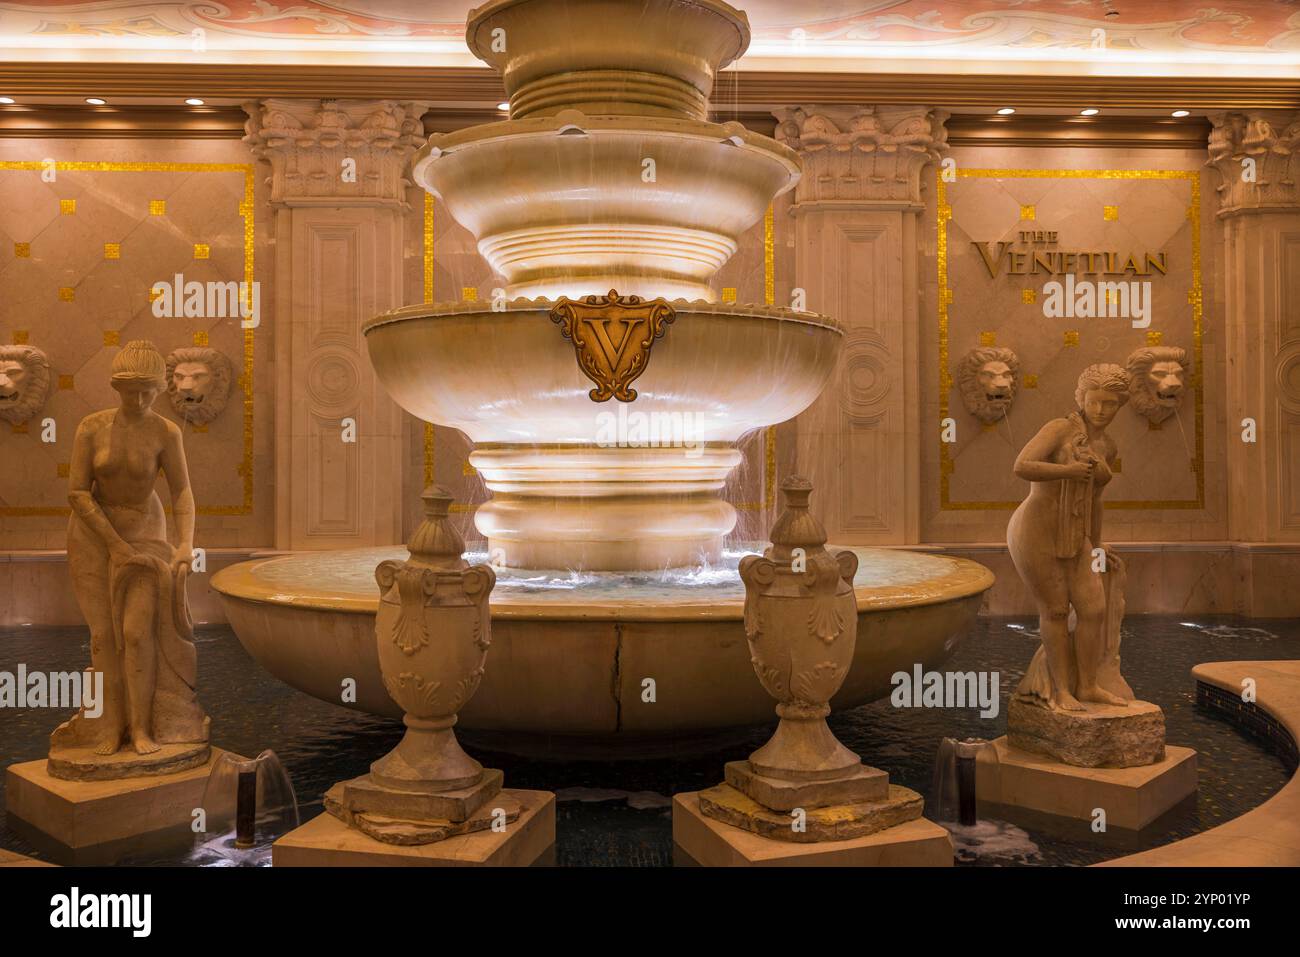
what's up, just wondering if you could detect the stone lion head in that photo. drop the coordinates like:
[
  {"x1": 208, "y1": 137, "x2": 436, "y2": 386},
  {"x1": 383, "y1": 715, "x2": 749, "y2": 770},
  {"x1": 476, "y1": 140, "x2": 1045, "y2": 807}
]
[
  {"x1": 1126, "y1": 345, "x2": 1189, "y2": 424},
  {"x1": 957, "y1": 346, "x2": 1020, "y2": 423},
  {"x1": 165, "y1": 347, "x2": 233, "y2": 425},
  {"x1": 0, "y1": 345, "x2": 52, "y2": 426}
]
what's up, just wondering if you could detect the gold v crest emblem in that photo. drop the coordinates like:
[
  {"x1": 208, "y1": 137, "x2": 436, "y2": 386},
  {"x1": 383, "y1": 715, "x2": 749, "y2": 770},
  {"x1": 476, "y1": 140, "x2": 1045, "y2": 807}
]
[{"x1": 550, "y1": 290, "x2": 675, "y2": 402}]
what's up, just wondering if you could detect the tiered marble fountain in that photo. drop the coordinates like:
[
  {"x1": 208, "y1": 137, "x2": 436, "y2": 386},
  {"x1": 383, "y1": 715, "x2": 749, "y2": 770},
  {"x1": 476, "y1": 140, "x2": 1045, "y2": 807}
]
[{"x1": 213, "y1": 0, "x2": 994, "y2": 756}]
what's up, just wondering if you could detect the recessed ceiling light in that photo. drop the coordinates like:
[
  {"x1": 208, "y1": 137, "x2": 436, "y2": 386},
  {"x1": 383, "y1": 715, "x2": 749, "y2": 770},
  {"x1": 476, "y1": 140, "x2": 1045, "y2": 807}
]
[
  {"x1": 1080, "y1": 108, "x2": 1100, "y2": 116},
  {"x1": 185, "y1": 97, "x2": 205, "y2": 106},
  {"x1": 85, "y1": 97, "x2": 107, "y2": 105},
  {"x1": 1171, "y1": 109, "x2": 1190, "y2": 118},
  {"x1": 497, "y1": 101, "x2": 510, "y2": 111},
  {"x1": 0, "y1": 97, "x2": 14, "y2": 105},
  {"x1": 997, "y1": 107, "x2": 1016, "y2": 115}
]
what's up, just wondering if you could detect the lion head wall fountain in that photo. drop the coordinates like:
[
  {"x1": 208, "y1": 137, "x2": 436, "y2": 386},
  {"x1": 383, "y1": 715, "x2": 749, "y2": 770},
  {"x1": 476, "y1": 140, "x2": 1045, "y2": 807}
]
[{"x1": 213, "y1": 0, "x2": 994, "y2": 756}]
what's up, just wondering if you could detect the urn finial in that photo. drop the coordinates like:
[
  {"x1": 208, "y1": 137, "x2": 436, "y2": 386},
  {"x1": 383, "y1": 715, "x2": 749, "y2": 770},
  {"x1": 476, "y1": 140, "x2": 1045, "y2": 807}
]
[
  {"x1": 767, "y1": 474, "x2": 827, "y2": 561},
  {"x1": 407, "y1": 485, "x2": 467, "y2": 569}
]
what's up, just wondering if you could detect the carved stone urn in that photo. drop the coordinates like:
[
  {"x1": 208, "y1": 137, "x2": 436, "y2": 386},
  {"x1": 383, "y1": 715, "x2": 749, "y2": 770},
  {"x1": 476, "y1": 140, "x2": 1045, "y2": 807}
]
[
  {"x1": 324, "y1": 486, "x2": 518, "y2": 845},
  {"x1": 697, "y1": 476, "x2": 924, "y2": 842}
]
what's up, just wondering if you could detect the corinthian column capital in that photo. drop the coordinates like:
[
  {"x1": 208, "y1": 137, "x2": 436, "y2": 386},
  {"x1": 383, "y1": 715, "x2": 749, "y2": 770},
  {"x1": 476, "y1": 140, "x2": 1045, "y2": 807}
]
[
  {"x1": 773, "y1": 105, "x2": 949, "y2": 209},
  {"x1": 1207, "y1": 110, "x2": 1300, "y2": 216},
  {"x1": 243, "y1": 98, "x2": 429, "y2": 208}
]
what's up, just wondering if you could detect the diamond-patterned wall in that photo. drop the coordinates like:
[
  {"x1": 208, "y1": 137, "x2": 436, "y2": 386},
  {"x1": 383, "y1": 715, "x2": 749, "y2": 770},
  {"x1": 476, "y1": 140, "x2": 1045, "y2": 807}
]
[
  {"x1": 0, "y1": 140, "x2": 274, "y2": 549},
  {"x1": 922, "y1": 149, "x2": 1224, "y2": 543}
]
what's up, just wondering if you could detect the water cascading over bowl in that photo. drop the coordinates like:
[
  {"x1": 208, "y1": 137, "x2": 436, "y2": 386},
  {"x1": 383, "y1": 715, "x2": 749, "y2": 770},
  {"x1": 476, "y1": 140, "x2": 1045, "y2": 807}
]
[{"x1": 363, "y1": 0, "x2": 842, "y2": 571}]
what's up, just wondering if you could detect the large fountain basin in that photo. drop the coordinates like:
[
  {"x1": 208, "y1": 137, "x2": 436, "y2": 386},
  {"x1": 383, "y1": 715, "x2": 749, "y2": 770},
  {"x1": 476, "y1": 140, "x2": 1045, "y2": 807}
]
[{"x1": 211, "y1": 546, "x2": 994, "y2": 756}]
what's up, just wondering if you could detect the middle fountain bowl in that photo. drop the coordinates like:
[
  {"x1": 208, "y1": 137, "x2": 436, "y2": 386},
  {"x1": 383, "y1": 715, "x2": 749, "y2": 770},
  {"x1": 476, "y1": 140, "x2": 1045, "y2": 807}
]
[{"x1": 364, "y1": 299, "x2": 842, "y2": 570}]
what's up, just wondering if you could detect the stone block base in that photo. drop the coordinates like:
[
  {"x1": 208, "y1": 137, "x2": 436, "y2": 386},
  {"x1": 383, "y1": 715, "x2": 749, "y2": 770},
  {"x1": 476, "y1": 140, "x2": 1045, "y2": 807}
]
[
  {"x1": 0, "y1": 849, "x2": 56, "y2": 867},
  {"x1": 1008, "y1": 697, "x2": 1166, "y2": 768},
  {"x1": 695, "y1": 781, "x2": 923, "y2": 843},
  {"x1": 324, "y1": 776, "x2": 521, "y2": 846},
  {"x1": 5, "y1": 749, "x2": 236, "y2": 849},
  {"x1": 323, "y1": 767, "x2": 515, "y2": 845},
  {"x1": 976, "y1": 736, "x2": 1198, "y2": 830},
  {"x1": 273, "y1": 789, "x2": 555, "y2": 867},
  {"x1": 724, "y1": 760, "x2": 888, "y2": 811},
  {"x1": 673, "y1": 792, "x2": 952, "y2": 867}
]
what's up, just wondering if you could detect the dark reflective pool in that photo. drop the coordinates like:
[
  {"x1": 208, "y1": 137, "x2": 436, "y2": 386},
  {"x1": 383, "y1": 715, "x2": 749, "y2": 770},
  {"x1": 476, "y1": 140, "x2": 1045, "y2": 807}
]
[{"x1": 2, "y1": 616, "x2": 1296, "y2": 866}]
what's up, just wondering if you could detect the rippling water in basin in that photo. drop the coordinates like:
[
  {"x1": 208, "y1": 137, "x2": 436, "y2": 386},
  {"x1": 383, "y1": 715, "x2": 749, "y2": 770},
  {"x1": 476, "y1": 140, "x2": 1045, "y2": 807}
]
[
  {"x1": 242, "y1": 542, "x2": 975, "y2": 607},
  {"x1": 2, "y1": 615, "x2": 1297, "y2": 866}
]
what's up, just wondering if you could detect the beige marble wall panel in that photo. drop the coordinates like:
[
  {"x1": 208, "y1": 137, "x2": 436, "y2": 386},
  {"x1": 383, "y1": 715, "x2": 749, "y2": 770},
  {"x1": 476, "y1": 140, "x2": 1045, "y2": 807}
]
[
  {"x1": 794, "y1": 211, "x2": 917, "y2": 542},
  {"x1": 921, "y1": 147, "x2": 1226, "y2": 545},
  {"x1": 0, "y1": 138, "x2": 275, "y2": 552}
]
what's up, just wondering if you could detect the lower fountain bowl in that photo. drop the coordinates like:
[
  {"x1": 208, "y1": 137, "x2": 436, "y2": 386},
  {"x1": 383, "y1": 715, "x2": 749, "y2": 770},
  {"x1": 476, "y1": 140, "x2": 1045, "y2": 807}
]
[{"x1": 211, "y1": 545, "x2": 993, "y2": 759}]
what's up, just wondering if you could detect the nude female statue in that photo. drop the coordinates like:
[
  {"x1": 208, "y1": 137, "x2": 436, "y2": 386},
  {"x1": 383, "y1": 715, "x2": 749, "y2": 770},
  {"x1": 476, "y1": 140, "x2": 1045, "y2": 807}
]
[
  {"x1": 52, "y1": 341, "x2": 208, "y2": 773},
  {"x1": 1007, "y1": 363, "x2": 1135, "y2": 713}
]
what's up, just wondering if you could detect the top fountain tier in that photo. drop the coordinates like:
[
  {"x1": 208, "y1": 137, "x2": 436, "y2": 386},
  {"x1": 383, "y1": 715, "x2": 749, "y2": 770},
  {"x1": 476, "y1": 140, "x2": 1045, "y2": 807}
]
[
  {"x1": 418, "y1": 0, "x2": 799, "y2": 302},
  {"x1": 467, "y1": 0, "x2": 750, "y2": 121}
]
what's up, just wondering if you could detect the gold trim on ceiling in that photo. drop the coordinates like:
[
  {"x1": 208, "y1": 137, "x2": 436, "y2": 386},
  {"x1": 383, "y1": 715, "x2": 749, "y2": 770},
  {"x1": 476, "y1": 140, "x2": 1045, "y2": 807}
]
[{"x1": 0, "y1": 64, "x2": 1295, "y2": 109}]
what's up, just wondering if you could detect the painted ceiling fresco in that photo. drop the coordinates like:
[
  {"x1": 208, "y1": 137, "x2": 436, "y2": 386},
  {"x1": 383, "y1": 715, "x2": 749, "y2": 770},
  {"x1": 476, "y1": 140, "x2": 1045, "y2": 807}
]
[{"x1": 1, "y1": 1, "x2": 1297, "y2": 62}]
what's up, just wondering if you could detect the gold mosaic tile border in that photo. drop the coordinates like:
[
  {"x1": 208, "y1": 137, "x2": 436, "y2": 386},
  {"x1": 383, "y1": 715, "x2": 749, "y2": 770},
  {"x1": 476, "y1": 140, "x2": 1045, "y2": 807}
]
[
  {"x1": 0, "y1": 160, "x2": 256, "y2": 517},
  {"x1": 936, "y1": 168, "x2": 1205, "y2": 511}
]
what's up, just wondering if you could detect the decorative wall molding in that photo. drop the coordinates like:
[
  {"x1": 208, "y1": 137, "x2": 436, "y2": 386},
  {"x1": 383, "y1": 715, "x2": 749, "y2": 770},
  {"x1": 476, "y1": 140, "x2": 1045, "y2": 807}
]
[
  {"x1": 2, "y1": 105, "x2": 1211, "y2": 152},
  {"x1": 773, "y1": 105, "x2": 948, "y2": 209},
  {"x1": 243, "y1": 98, "x2": 427, "y2": 208},
  {"x1": 945, "y1": 115, "x2": 1212, "y2": 151},
  {"x1": 0, "y1": 104, "x2": 248, "y2": 139},
  {"x1": 1207, "y1": 110, "x2": 1300, "y2": 216},
  {"x1": 0, "y1": 64, "x2": 1296, "y2": 111}
]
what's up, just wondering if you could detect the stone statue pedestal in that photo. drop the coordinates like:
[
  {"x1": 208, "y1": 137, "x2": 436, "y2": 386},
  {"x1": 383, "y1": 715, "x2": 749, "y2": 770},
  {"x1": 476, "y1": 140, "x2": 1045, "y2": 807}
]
[
  {"x1": 984, "y1": 698, "x2": 1198, "y2": 829},
  {"x1": 273, "y1": 790, "x2": 555, "y2": 867},
  {"x1": 5, "y1": 748, "x2": 237, "y2": 851},
  {"x1": 1008, "y1": 697, "x2": 1167, "y2": 768},
  {"x1": 976, "y1": 737, "x2": 1197, "y2": 831},
  {"x1": 47, "y1": 739, "x2": 211, "y2": 782},
  {"x1": 673, "y1": 791, "x2": 952, "y2": 867}
]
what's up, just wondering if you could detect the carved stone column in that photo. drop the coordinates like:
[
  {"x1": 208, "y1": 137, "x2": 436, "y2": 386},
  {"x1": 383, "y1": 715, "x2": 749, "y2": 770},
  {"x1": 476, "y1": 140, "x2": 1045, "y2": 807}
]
[
  {"x1": 774, "y1": 106, "x2": 948, "y2": 544},
  {"x1": 244, "y1": 99, "x2": 427, "y2": 549},
  {"x1": 1207, "y1": 111, "x2": 1300, "y2": 546}
]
